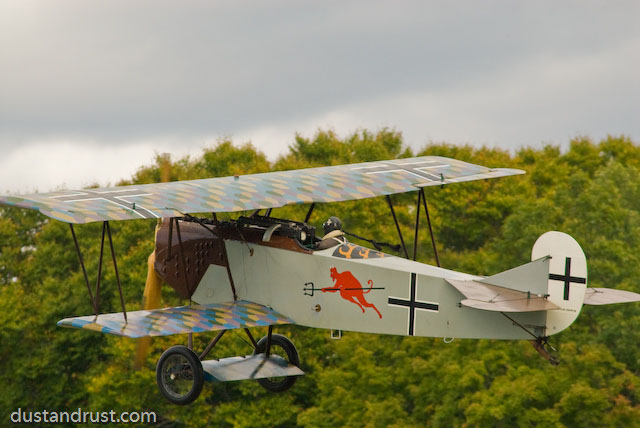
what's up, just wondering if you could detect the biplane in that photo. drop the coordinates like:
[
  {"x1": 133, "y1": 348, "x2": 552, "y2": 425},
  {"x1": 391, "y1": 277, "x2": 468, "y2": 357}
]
[{"x1": 2, "y1": 155, "x2": 639, "y2": 405}]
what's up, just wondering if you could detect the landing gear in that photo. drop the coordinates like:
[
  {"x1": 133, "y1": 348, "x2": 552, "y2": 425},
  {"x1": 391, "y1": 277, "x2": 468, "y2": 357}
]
[
  {"x1": 253, "y1": 333, "x2": 300, "y2": 392},
  {"x1": 156, "y1": 330, "x2": 302, "y2": 404},
  {"x1": 156, "y1": 345, "x2": 204, "y2": 405}
]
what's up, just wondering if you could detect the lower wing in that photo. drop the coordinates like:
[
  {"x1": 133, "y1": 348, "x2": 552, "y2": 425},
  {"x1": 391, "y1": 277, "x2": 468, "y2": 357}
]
[{"x1": 57, "y1": 300, "x2": 293, "y2": 338}]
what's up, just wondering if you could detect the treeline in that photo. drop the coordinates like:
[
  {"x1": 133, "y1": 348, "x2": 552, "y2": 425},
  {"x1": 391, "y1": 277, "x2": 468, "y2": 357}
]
[{"x1": 1, "y1": 130, "x2": 639, "y2": 427}]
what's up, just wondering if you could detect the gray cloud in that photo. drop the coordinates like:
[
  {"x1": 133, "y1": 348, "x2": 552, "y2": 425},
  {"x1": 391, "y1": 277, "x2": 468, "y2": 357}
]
[
  {"x1": 2, "y1": 2, "x2": 637, "y2": 133},
  {"x1": 0, "y1": 1, "x2": 639, "y2": 192}
]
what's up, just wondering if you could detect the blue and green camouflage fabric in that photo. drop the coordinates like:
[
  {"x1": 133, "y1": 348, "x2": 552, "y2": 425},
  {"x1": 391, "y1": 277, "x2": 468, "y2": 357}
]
[
  {"x1": 0, "y1": 156, "x2": 524, "y2": 224},
  {"x1": 57, "y1": 300, "x2": 292, "y2": 338}
]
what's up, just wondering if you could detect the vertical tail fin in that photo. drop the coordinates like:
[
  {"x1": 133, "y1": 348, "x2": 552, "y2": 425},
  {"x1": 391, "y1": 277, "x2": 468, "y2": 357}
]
[{"x1": 531, "y1": 231, "x2": 588, "y2": 335}]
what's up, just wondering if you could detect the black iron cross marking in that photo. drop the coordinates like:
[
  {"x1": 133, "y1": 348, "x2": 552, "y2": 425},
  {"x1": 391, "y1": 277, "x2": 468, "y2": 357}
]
[
  {"x1": 388, "y1": 273, "x2": 439, "y2": 336},
  {"x1": 49, "y1": 189, "x2": 158, "y2": 219},
  {"x1": 548, "y1": 257, "x2": 586, "y2": 301},
  {"x1": 352, "y1": 160, "x2": 449, "y2": 182}
]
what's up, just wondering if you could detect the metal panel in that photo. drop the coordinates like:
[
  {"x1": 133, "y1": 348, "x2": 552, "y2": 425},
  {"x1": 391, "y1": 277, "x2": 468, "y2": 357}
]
[
  {"x1": 202, "y1": 354, "x2": 304, "y2": 382},
  {"x1": 191, "y1": 265, "x2": 234, "y2": 304}
]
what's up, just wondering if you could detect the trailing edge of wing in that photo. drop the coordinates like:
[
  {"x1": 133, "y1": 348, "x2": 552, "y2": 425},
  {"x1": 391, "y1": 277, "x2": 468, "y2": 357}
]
[
  {"x1": 0, "y1": 156, "x2": 525, "y2": 224},
  {"x1": 446, "y1": 278, "x2": 560, "y2": 312},
  {"x1": 583, "y1": 288, "x2": 640, "y2": 305},
  {"x1": 57, "y1": 300, "x2": 293, "y2": 338}
]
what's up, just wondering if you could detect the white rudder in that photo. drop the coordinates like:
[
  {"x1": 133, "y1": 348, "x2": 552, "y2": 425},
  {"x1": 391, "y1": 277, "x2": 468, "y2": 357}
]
[{"x1": 531, "y1": 231, "x2": 588, "y2": 335}]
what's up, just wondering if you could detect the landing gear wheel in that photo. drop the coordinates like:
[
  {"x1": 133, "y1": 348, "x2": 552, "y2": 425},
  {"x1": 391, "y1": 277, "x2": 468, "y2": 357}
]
[
  {"x1": 253, "y1": 333, "x2": 300, "y2": 392},
  {"x1": 156, "y1": 345, "x2": 204, "y2": 405}
]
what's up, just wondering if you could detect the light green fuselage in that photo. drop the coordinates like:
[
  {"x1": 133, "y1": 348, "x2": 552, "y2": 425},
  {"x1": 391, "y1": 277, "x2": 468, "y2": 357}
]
[{"x1": 192, "y1": 240, "x2": 546, "y2": 340}]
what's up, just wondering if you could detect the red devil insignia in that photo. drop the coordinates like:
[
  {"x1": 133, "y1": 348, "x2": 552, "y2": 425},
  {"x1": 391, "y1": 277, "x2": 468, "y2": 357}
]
[{"x1": 321, "y1": 267, "x2": 383, "y2": 318}]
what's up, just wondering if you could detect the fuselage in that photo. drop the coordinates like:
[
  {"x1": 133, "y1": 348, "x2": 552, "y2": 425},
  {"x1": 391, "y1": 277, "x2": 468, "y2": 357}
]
[{"x1": 155, "y1": 218, "x2": 545, "y2": 340}]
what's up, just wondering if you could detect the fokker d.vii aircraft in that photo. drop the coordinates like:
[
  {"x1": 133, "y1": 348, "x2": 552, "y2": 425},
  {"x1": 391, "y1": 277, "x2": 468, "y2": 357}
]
[{"x1": 2, "y1": 155, "x2": 640, "y2": 405}]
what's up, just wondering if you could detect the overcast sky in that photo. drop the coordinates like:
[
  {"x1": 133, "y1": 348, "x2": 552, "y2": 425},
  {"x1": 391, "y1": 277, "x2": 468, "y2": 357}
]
[{"x1": 1, "y1": 1, "x2": 639, "y2": 193}]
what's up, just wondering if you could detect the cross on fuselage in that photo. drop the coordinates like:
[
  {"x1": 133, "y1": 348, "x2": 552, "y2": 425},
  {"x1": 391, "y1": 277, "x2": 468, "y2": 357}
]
[
  {"x1": 49, "y1": 189, "x2": 158, "y2": 219},
  {"x1": 352, "y1": 160, "x2": 449, "y2": 182},
  {"x1": 548, "y1": 257, "x2": 587, "y2": 301},
  {"x1": 388, "y1": 273, "x2": 439, "y2": 336}
]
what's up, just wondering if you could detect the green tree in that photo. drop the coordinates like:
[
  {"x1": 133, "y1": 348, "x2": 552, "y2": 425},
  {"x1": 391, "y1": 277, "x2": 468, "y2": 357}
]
[{"x1": 2, "y1": 131, "x2": 640, "y2": 426}]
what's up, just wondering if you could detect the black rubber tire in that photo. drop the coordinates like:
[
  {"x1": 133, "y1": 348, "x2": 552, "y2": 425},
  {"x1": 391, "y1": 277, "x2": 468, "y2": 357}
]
[
  {"x1": 156, "y1": 345, "x2": 204, "y2": 405},
  {"x1": 253, "y1": 333, "x2": 300, "y2": 392}
]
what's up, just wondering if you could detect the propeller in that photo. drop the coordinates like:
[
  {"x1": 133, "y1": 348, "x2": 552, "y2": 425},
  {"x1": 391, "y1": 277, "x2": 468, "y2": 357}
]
[{"x1": 134, "y1": 154, "x2": 171, "y2": 369}]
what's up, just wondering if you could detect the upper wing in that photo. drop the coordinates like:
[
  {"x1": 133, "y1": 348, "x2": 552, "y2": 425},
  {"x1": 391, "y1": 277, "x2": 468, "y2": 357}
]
[
  {"x1": 0, "y1": 155, "x2": 524, "y2": 224},
  {"x1": 57, "y1": 300, "x2": 293, "y2": 338}
]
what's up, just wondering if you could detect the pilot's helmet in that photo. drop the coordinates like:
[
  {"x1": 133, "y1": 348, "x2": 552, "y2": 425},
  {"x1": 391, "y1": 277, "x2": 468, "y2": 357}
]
[{"x1": 322, "y1": 216, "x2": 343, "y2": 234}]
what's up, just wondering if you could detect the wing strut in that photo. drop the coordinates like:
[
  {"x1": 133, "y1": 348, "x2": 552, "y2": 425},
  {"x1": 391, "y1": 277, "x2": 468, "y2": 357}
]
[
  {"x1": 304, "y1": 203, "x2": 315, "y2": 223},
  {"x1": 411, "y1": 189, "x2": 441, "y2": 266},
  {"x1": 95, "y1": 222, "x2": 106, "y2": 314},
  {"x1": 413, "y1": 191, "x2": 421, "y2": 261},
  {"x1": 173, "y1": 218, "x2": 192, "y2": 298},
  {"x1": 200, "y1": 330, "x2": 226, "y2": 360},
  {"x1": 220, "y1": 236, "x2": 239, "y2": 300},
  {"x1": 420, "y1": 189, "x2": 440, "y2": 267},
  {"x1": 106, "y1": 221, "x2": 128, "y2": 323},
  {"x1": 70, "y1": 224, "x2": 98, "y2": 316},
  {"x1": 386, "y1": 195, "x2": 409, "y2": 259},
  {"x1": 68, "y1": 221, "x2": 128, "y2": 322}
]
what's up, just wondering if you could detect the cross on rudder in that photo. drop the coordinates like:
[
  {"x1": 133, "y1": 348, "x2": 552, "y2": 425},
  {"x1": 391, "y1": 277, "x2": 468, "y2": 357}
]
[{"x1": 548, "y1": 257, "x2": 587, "y2": 301}]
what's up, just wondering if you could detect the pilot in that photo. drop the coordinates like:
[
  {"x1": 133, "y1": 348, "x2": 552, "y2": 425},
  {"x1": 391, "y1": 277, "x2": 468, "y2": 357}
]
[{"x1": 316, "y1": 216, "x2": 348, "y2": 250}]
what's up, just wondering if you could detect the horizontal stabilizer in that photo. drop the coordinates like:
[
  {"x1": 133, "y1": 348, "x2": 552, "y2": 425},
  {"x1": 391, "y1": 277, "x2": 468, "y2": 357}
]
[
  {"x1": 57, "y1": 300, "x2": 293, "y2": 338},
  {"x1": 202, "y1": 354, "x2": 304, "y2": 382},
  {"x1": 446, "y1": 279, "x2": 559, "y2": 313},
  {"x1": 584, "y1": 288, "x2": 640, "y2": 305}
]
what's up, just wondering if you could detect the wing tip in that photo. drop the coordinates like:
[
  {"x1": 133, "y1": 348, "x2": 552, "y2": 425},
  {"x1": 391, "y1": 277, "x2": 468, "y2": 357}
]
[
  {"x1": 584, "y1": 287, "x2": 640, "y2": 305},
  {"x1": 489, "y1": 168, "x2": 526, "y2": 176}
]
